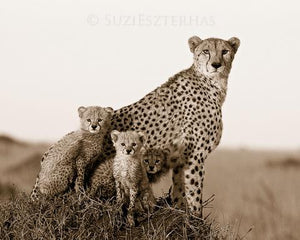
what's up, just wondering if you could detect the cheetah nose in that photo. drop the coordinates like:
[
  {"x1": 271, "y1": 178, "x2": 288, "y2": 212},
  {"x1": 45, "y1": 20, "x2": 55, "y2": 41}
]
[
  {"x1": 149, "y1": 166, "x2": 154, "y2": 171},
  {"x1": 126, "y1": 149, "x2": 132, "y2": 154},
  {"x1": 211, "y1": 62, "x2": 222, "y2": 69},
  {"x1": 91, "y1": 125, "x2": 97, "y2": 130}
]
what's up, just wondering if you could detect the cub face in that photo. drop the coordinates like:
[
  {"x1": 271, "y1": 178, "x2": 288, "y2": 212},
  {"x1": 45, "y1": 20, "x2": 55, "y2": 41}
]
[
  {"x1": 111, "y1": 130, "x2": 144, "y2": 156},
  {"x1": 78, "y1": 106, "x2": 114, "y2": 134},
  {"x1": 141, "y1": 148, "x2": 168, "y2": 174},
  {"x1": 188, "y1": 36, "x2": 240, "y2": 79}
]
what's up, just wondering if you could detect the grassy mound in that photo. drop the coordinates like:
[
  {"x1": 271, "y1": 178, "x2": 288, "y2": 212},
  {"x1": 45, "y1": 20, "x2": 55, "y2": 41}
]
[{"x1": 0, "y1": 193, "x2": 233, "y2": 240}]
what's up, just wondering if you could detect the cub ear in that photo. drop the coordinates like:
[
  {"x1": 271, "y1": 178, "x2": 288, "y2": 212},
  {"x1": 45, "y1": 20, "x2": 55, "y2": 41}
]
[
  {"x1": 227, "y1": 37, "x2": 240, "y2": 53},
  {"x1": 105, "y1": 107, "x2": 114, "y2": 114},
  {"x1": 140, "y1": 147, "x2": 146, "y2": 156},
  {"x1": 162, "y1": 148, "x2": 171, "y2": 155},
  {"x1": 110, "y1": 130, "x2": 120, "y2": 143},
  {"x1": 78, "y1": 106, "x2": 87, "y2": 117},
  {"x1": 188, "y1": 36, "x2": 202, "y2": 53},
  {"x1": 137, "y1": 132, "x2": 145, "y2": 144},
  {"x1": 162, "y1": 148, "x2": 171, "y2": 160}
]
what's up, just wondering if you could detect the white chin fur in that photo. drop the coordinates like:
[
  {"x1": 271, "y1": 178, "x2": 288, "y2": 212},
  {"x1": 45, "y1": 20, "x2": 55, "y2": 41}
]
[
  {"x1": 89, "y1": 129, "x2": 100, "y2": 133},
  {"x1": 206, "y1": 71, "x2": 224, "y2": 79}
]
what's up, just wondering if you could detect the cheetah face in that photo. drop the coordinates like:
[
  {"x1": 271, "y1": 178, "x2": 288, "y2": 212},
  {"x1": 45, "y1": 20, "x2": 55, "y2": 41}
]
[
  {"x1": 188, "y1": 36, "x2": 240, "y2": 79},
  {"x1": 111, "y1": 130, "x2": 144, "y2": 156},
  {"x1": 78, "y1": 106, "x2": 114, "y2": 134},
  {"x1": 142, "y1": 149, "x2": 166, "y2": 174}
]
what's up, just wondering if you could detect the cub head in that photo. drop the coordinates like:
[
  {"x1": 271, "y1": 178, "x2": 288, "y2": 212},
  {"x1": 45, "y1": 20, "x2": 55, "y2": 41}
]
[
  {"x1": 141, "y1": 148, "x2": 168, "y2": 174},
  {"x1": 188, "y1": 36, "x2": 240, "y2": 79},
  {"x1": 111, "y1": 130, "x2": 144, "y2": 156},
  {"x1": 78, "y1": 106, "x2": 114, "y2": 134}
]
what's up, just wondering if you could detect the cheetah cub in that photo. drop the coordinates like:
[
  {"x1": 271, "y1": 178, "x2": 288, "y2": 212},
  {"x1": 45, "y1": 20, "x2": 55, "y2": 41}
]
[
  {"x1": 141, "y1": 148, "x2": 169, "y2": 184},
  {"x1": 141, "y1": 136, "x2": 186, "y2": 183},
  {"x1": 74, "y1": 106, "x2": 114, "y2": 193},
  {"x1": 30, "y1": 106, "x2": 113, "y2": 200},
  {"x1": 111, "y1": 130, "x2": 155, "y2": 226}
]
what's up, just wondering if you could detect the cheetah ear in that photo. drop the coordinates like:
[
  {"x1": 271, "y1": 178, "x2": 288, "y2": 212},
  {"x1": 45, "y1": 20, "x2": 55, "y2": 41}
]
[
  {"x1": 227, "y1": 37, "x2": 240, "y2": 53},
  {"x1": 163, "y1": 148, "x2": 171, "y2": 155},
  {"x1": 105, "y1": 107, "x2": 114, "y2": 114},
  {"x1": 137, "y1": 132, "x2": 145, "y2": 144},
  {"x1": 110, "y1": 130, "x2": 120, "y2": 143},
  {"x1": 172, "y1": 133, "x2": 185, "y2": 151},
  {"x1": 140, "y1": 147, "x2": 146, "y2": 155},
  {"x1": 188, "y1": 36, "x2": 202, "y2": 53},
  {"x1": 78, "y1": 106, "x2": 87, "y2": 118},
  {"x1": 162, "y1": 148, "x2": 171, "y2": 160}
]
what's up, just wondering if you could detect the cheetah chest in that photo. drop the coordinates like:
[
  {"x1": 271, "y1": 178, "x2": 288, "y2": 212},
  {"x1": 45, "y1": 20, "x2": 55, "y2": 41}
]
[{"x1": 115, "y1": 157, "x2": 141, "y2": 189}]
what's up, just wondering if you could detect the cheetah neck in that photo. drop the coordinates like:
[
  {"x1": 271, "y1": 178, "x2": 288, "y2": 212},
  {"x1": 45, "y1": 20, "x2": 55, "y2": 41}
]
[
  {"x1": 114, "y1": 152, "x2": 143, "y2": 168},
  {"x1": 190, "y1": 65, "x2": 228, "y2": 105},
  {"x1": 80, "y1": 130, "x2": 105, "y2": 143},
  {"x1": 115, "y1": 152, "x2": 141, "y2": 160}
]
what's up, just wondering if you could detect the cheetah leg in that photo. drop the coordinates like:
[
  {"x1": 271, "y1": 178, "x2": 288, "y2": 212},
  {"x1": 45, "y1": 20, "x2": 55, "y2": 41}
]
[
  {"x1": 169, "y1": 135, "x2": 189, "y2": 208},
  {"x1": 75, "y1": 156, "x2": 88, "y2": 193},
  {"x1": 115, "y1": 181, "x2": 124, "y2": 204},
  {"x1": 135, "y1": 199, "x2": 144, "y2": 212},
  {"x1": 127, "y1": 187, "x2": 138, "y2": 226},
  {"x1": 135, "y1": 198, "x2": 147, "y2": 223},
  {"x1": 140, "y1": 189, "x2": 154, "y2": 213},
  {"x1": 183, "y1": 151, "x2": 206, "y2": 217},
  {"x1": 171, "y1": 165, "x2": 187, "y2": 209},
  {"x1": 30, "y1": 175, "x2": 41, "y2": 201},
  {"x1": 88, "y1": 183, "x2": 97, "y2": 198}
]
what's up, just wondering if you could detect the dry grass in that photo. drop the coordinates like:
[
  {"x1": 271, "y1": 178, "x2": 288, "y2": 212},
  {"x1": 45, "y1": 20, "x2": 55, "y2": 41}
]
[{"x1": 0, "y1": 193, "x2": 236, "y2": 240}]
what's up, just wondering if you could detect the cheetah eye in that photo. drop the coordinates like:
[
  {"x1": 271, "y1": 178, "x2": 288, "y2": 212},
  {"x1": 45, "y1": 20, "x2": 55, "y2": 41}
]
[
  {"x1": 97, "y1": 118, "x2": 102, "y2": 122},
  {"x1": 144, "y1": 159, "x2": 149, "y2": 164},
  {"x1": 155, "y1": 160, "x2": 160, "y2": 164},
  {"x1": 202, "y1": 50, "x2": 209, "y2": 54},
  {"x1": 132, "y1": 143, "x2": 136, "y2": 147},
  {"x1": 121, "y1": 143, "x2": 125, "y2": 146},
  {"x1": 87, "y1": 119, "x2": 91, "y2": 122},
  {"x1": 222, "y1": 49, "x2": 229, "y2": 55}
]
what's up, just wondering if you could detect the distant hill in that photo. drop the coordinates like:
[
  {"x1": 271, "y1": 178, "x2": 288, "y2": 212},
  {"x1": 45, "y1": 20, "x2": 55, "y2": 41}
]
[
  {"x1": 0, "y1": 135, "x2": 49, "y2": 195},
  {"x1": 0, "y1": 135, "x2": 26, "y2": 145}
]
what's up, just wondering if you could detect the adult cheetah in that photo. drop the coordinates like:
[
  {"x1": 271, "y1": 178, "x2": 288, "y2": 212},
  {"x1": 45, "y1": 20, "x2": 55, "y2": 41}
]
[{"x1": 99, "y1": 36, "x2": 240, "y2": 216}]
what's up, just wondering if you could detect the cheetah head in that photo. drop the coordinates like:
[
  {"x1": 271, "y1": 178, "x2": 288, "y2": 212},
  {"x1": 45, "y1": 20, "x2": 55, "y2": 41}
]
[
  {"x1": 78, "y1": 106, "x2": 114, "y2": 134},
  {"x1": 141, "y1": 148, "x2": 168, "y2": 174},
  {"x1": 188, "y1": 36, "x2": 240, "y2": 80},
  {"x1": 111, "y1": 130, "x2": 144, "y2": 156}
]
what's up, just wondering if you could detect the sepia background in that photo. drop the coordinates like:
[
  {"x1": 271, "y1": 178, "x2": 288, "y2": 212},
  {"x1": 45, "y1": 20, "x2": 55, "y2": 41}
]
[{"x1": 0, "y1": 0, "x2": 299, "y2": 239}]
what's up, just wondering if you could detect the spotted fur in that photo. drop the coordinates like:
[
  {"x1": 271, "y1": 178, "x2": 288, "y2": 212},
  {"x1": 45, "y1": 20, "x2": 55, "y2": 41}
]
[
  {"x1": 88, "y1": 157, "x2": 115, "y2": 199},
  {"x1": 141, "y1": 135, "x2": 185, "y2": 183},
  {"x1": 30, "y1": 106, "x2": 113, "y2": 200},
  {"x1": 112, "y1": 131, "x2": 155, "y2": 226},
  {"x1": 95, "y1": 36, "x2": 240, "y2": 216}
]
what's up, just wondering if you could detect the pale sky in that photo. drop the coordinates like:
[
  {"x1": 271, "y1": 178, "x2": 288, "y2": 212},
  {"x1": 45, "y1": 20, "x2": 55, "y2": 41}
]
[{"x1": 0, "y1": 0, "x2": 299, "y2": 149}]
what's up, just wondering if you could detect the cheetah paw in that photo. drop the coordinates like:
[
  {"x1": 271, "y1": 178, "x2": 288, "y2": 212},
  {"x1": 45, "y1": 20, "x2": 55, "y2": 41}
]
[{"x1": 127, "y1": 214, "x2": 135, "y2": 227}]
